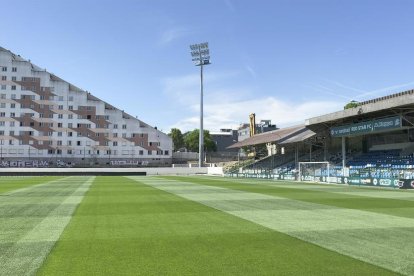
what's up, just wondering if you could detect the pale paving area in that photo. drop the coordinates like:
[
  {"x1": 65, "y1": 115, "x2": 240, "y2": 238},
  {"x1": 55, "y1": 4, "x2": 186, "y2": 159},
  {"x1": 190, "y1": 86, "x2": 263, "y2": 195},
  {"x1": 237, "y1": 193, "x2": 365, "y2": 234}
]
[{"x1": 132, "y1": 177, "x2": 414, "y2": 275}]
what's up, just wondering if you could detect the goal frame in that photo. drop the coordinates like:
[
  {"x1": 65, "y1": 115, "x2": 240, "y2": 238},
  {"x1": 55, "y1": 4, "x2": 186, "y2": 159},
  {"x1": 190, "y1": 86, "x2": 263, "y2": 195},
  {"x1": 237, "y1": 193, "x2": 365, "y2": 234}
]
[{"x1": 298, "y1": 161, "x2": 330, "y2": 183}]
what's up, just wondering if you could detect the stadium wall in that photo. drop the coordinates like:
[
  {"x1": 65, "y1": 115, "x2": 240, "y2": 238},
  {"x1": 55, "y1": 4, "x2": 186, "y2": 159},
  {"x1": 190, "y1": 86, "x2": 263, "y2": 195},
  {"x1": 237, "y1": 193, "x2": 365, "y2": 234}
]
[{"x1": 0, "y1": 167, "x2": 224, "y2": 176}]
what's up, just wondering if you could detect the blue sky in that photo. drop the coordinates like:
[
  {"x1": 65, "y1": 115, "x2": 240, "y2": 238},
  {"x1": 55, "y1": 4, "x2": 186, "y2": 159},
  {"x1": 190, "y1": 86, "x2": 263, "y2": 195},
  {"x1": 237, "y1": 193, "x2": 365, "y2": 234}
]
[{"x1": 2, "y1": 0, "x2": 414, "y2": 133}]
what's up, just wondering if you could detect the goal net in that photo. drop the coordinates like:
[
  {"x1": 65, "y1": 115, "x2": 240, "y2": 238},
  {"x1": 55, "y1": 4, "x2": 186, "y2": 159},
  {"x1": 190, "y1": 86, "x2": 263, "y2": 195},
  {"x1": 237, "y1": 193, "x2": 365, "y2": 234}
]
[{"x1": 298, "y1": 162, "x2": 330, "y2": 183}]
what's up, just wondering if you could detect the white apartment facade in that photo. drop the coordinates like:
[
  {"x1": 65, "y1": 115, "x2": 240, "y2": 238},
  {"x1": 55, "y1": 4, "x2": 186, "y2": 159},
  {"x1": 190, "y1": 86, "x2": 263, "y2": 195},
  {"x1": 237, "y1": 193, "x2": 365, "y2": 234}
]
[{"x1": 0, "y1": 47, "x2": 172, "y2": 167}]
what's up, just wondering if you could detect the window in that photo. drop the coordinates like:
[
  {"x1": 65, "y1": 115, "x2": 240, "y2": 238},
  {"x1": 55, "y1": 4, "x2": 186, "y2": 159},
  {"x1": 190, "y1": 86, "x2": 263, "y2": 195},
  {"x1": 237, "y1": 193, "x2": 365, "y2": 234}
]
[
  {"x1": 0, "y1": 112, "x2": 5, "y2": 117},
  {"x1": 113, "y1": 141, "x2": 118, "y2": 146},
  {"x1": 58, "y1": 132, "x2": 62, "y2": 137},
  {"x1": 67, "y1": 150, "x2": 73, "y2": 154},
  {"x1": 113, "y1": 133, "x2": 118, "y2": 137},
  {"x1": 0, "y1": 94, "x2": 5, "y2": 99},
  {"x1": 68, "y1": 96, "x2": 74, "y2": 101},
  {"x1": 58, "y1": 105, "x2": 63, "y2": 110},
  {"x1": 68, "y1": 141, "x2": 72, "y2": 146},
  {"x1": 68, "y1": 132, "x2": 73, "y2": 137},
  {"x1": 122, "y1": 124, "x2": 127, "y2": 129},
  {"x1": 113, "y1": 124, "x2": 118, "y2": 129},
  {"x1": 58, "y1": 114, "x2": 63, "y2": 119},
  {"x1": 139, "y1": 150, "x2": 144, "y2": 155},
  {"x1": 148, "y1": 150, "x2": 152, "y2": 155},
  {"x1": 0, "y1": 122, "x2": 4, "y2": 126},
  {"x1": 10, "y1": 103, "x2": 15, "y2": 108},
  {"x1": 164, "y1": 150, "x2": 169, "y2": 155},
  {"x1": 10, "y1": 113, "x2": 15, "y2": 117},
  {"x1": 11, "y1": 85, "x2": 16, "y2": 90},
  {"x1": 0, "y1": 103, "x2": 5, "y2": 108},
  {"x1": 77, "y1": 141, "x2": 81, "y2": 146},
  {"x1": 11, "y1": 94, "x2": 16, "y2": 99},
  {"x1": 2, "y1": 67, "x2": 6, "y2": 72},
  {"x1": 1, "y1": 85, "x2": 5, "y2": 90},
  {"x1": 122, "y1": 133, "x2": 126, "y2": 138},
  {"x1": 58, "y1": 96, "x2": 64, "y2": 101},
  {"x1": 10, "y1": 121, "x2": 15, "y2": 127},
  {"x1": 48, "y1": 149, "x2": 54, "y2": 155},
  {"x1": 58, "y1": 123, "x2": 62, "y2": 127},
  {"x1": 68, "y1": 123, "x2": 73, "y2": 128},
  {"x1": 11, "y1": 76, "x2": 16, "y2": 81},
  {"x1": 68, "y1": 114, "x2": 73, "y2": 119},
  {"x1": 1, "y1": 76, "x2": 6, "y2": 81},
  {"x1": 12, "y1": 67, "x2": 17, "y2": 72},
  {"x1": 57, "y1": 140, "x2": 62, "y2": 146},
  {"x1": 68, "y1": 105, "x2": 73, "y2": 110}
]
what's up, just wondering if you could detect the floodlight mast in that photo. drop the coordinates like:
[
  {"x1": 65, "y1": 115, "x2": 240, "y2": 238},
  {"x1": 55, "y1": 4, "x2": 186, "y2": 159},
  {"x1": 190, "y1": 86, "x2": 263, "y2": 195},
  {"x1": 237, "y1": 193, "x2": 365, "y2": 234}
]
[{"x1": 190, "y1": 42, "x2": 211, "y2": 168}]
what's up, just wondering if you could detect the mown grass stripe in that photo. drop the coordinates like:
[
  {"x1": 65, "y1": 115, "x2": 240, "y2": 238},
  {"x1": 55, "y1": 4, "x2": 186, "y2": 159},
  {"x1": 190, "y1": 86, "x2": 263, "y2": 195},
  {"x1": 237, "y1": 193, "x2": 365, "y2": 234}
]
[
  {"x1": 173, "y1": 176, "x2": 414, "y2": 220},
  {"x1": 218, "y1": 176, "x2": 414, "y2": 201},
  {"x1": 140, "y1": 177, "x2": 413, "y2": 275},
  {"x1": 0, "y1": 176, "x2": 94, "y2": 276},
  {"x1": 0, "y1": 176, "x2": 64, "y2": 195},
  {"x1": 39, "y1": 176, "x2": 392, "y2": 275}
]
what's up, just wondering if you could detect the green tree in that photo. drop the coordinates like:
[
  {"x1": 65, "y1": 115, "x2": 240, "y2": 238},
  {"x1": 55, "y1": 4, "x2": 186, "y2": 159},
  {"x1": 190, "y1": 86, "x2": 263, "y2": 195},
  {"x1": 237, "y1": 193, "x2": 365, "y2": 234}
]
[
  {"x1": 168, "y1": 128, "x2": 184, "y2": 151},
  {"x1": 184, "y1": 129, "x2": 217, "y2": 152},
  {"x1": 344, "y1": 100, "x2": 360, "y2": 109}
]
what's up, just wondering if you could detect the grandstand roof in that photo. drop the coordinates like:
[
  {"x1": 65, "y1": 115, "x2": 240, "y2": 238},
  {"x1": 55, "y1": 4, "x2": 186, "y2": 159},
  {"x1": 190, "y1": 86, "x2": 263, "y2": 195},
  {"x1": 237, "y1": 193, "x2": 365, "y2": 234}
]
[
  {"x1": 227, "y1": 125, "x2": 315, "y2": 148},
  {"x1": 306, "y1": 89, "x2": 414, "y2": 132}
]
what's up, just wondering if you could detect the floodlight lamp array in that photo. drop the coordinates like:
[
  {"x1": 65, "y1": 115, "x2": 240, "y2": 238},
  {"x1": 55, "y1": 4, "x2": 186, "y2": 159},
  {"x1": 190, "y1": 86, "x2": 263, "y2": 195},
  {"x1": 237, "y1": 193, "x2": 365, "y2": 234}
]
[{"x1": 189, "y1": 42, "x2": 210, "y2": 66}]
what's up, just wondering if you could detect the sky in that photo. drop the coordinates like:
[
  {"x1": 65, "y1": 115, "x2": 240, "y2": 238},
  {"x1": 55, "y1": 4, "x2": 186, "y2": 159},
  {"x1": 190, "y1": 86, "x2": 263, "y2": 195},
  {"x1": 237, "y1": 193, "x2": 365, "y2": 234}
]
[{"x1": 1, "y1": 0, "x2": 414, "y2": 133}]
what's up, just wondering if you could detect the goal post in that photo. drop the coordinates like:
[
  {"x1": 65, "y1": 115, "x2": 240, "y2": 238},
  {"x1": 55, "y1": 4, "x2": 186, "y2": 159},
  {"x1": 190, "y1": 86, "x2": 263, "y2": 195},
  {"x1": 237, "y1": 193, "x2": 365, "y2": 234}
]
[{"x1": 298, "y1": 161, "x2": 330, "y2": 183}]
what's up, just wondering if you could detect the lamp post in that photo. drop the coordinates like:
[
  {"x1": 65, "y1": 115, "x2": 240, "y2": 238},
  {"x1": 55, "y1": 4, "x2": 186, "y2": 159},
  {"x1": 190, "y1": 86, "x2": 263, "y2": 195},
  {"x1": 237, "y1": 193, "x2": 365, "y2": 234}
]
[{"x1": 190, "y1": 42, "x2": 210, "y2": 168}]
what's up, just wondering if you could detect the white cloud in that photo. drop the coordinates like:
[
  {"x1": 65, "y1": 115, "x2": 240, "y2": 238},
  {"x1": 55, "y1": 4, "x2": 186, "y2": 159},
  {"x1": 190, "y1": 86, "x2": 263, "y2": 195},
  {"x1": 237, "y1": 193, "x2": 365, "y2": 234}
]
[
  {"x1": 163, "y1": 71, "x2": 243, "y2": 106},
  {"x1": 159, "y1": 27, "x2": 193, "y2": 45},
  {"x1": 171, "y1": 97, "x2": 343, "y2": 132},
  {"x1": 245, "y1": 65, "x2": 257, "y2": 79},
  {"x1": 164, "y1": 72, "x2": 344, "y2": 132}
]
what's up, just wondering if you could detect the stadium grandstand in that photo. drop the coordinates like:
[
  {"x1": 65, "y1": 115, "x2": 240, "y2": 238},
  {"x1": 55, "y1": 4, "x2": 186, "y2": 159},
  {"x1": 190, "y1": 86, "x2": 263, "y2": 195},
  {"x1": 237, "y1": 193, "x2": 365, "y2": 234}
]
[
  {"x1": 228, "y1": 89, "x2": 414, "y2": 188},
  {"x1": 0, "y1": 46, "x2": 172, "y2": 168}
]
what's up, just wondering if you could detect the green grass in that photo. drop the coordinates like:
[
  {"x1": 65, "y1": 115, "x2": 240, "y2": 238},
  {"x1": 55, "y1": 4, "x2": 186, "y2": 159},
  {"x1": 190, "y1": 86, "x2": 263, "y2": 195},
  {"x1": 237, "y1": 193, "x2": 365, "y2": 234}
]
[
  {"x1": 38, "y1": 176, "x2": 393, "y2": 275},
  {"x1": 0, "y1": 176, "x2": 63, "y2": 194},
  {"x1": 3, "y1": 175, "x2": 414, "y2": 275},
  {"x1": 0, "y1": 176, "x2": 93, "y2": 275}
]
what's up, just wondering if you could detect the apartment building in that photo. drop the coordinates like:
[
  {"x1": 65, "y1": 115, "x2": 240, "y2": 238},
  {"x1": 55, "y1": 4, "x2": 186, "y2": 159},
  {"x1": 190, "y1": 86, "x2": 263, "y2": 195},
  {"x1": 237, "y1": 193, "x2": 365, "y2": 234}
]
[{"x1": 0, "y1": 47, "x2": 172, "y2": 167}]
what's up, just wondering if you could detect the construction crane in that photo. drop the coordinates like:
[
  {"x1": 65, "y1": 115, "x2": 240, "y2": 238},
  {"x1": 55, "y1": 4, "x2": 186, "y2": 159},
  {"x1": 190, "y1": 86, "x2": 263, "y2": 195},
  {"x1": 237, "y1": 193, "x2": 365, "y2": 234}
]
[
  {"x1": 249, "y1": 113, "x2": 256, "y2": 137},
  {"x1": 248, "y1": 113, "x2": 257, "y2": 158}
]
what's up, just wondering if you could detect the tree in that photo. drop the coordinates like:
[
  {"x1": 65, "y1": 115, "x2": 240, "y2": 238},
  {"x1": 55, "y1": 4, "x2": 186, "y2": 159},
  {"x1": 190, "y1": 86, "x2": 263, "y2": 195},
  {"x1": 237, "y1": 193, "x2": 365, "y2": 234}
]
[
  {"x1": 344, "y1": 100, "x2": 360, "y2": 110},
  {"x1": 168, "y1": 128, "x2": 184, "y2": 151},
  {"x1": 184, "y1": 129, "x2": 217, "y2": 152}
]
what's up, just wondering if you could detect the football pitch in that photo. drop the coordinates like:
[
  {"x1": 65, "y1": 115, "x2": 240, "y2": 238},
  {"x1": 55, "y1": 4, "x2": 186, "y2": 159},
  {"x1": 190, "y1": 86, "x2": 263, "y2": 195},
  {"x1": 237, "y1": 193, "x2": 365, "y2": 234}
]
[{"x1": 1, "y1": 176, "x2": 414, "y2": 275}]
